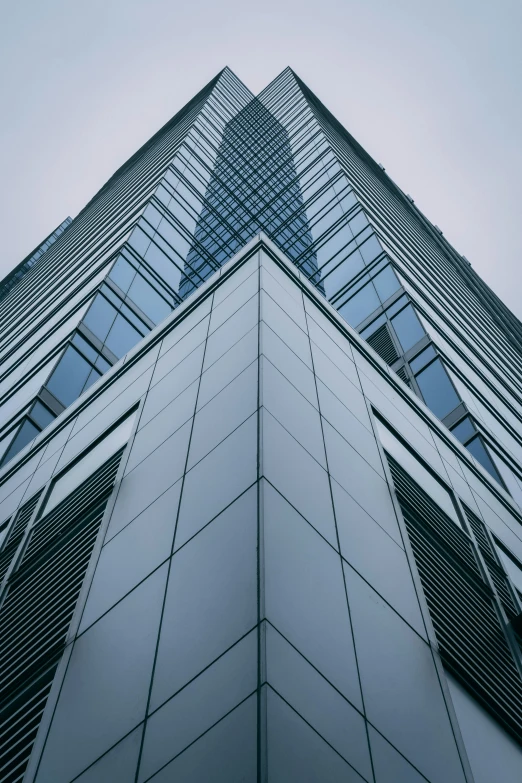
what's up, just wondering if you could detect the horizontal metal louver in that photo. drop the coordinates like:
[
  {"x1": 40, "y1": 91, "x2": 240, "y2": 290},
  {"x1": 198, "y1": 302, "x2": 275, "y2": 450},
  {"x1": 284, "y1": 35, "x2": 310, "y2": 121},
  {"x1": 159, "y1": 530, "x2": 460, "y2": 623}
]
[
  {"x1": 388, "y1": 455, "x2": 522, "y2": 744},
  {"x1": 366, "y1": 324, "x2": 399, "y2": 366},
  {"x1": 395, "y1": 365, "x2": 411, "y2": 386},
  {"x1": 0, "y1": 493, "x2": 41, "y2": 586},
  {"x1": 464, "y1": 505, "x2": 519, "y2": 619},
  {"x1": 0, "y1": 449, "x2": 123, "y2": 783}
]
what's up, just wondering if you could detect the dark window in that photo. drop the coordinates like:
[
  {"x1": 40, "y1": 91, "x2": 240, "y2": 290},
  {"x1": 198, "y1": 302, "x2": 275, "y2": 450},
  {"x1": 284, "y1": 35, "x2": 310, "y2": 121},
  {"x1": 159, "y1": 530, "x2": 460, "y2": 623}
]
[
  {"x1": 414, "y1": 358, "x2": 460, "y2": 419},
  {"x1": 390, "y1": 304, "x2": 425, "y2": 351}
]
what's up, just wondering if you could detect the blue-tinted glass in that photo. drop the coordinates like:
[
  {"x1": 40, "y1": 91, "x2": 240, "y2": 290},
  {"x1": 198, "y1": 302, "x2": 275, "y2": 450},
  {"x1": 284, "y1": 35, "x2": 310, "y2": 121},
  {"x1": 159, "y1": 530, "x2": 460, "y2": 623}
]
[
  {"x1": 321, "y1": 253, "x2": 365, "y2": 299},
  {"x1": 391, "y1": 305, "x2": 425, "y2": 351},
  {"x1": 360, "y1": 313, "x2": 387, "y2": 339},
  {"x1": 127, "y1": 275, "x2": 171, "y2": 324},
  {"x1": 373, "y1": 265, "x2": 401, "y2": 303},
  {"x1": 83, "y1": 295, "x2": 117, "y2": 343},
  {"x1": 466, "y1": 436, "x2": 503, "y2": 483},
  {"x1": 30, "y1": 401, "x2": 55, "y2": 429},
  {"x1": 386, "y1": 294, "x2": 408, "y2": 317},
  {"x1": 95, "y1": 354, "x2": 112, "y2": 373},
  {"x1": 46, "y1": 346, "x2": 92, "y2": 406},
  {"x1": 105, "y1": 314, "x2": 142, "y2": 358},
  {"x1": 83, "y1": 367, "x2": 102, "y2": 392},
  {"x1": 450, "y1": 416, "x2": 476, "y2": 444},
  {"x1": 409, "y1": 344, "x2": 437, "y2": 373},
  {"x1": 359, "y1": 234, "x2": 383, "y2": 264},
  {"x1": 109, "y1": 257, "x2": 136, "y2": 294},
  {"x1": 72, "y1": 332, "x2": 99, "y2": 364},
  {"x1": 1, "y1": 419, "x2": 41, "y2": 465},
  {"x1": 415, "y1": 359, "x2": 460, "y2": 419},
  {"x1": 338, "y1": 282, "x2": 380, "y2": 327}
]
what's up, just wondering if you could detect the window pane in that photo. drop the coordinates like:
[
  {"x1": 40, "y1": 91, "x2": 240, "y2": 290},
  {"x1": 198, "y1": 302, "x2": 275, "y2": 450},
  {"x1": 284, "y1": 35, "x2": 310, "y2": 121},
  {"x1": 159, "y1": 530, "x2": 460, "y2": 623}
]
[
  {"x1": 109, "y1": 257, "x2": 136, "y2": 293},
  {"x1": 46, "y1": 346, "x2": 93, "y2": 406},
  {"x1": 83, "y1": 295, "x2": 118, "y2": 343},
  {"x1": 1, "y1": 419, "x2": 40, "y2": 466},
  {"x1": 127, "y1": 275, "x2": 171, "y2": 324},
  {"x1": 450, "y1": 416, "x2": 476, "y2": 444},
  {"x1": 415, "y1": 359, "x2": 461, "y2": 420},
  {"x1": 390, "y1": 304, "x2": 425, "y2": 351},
  {"x1": 373, "y1": 265, "x2": 401, "y2": 303},
  {"x1": 409, "y1": 344, "x2": 437, "y2": 373},
  {"x1": 494, "y1": 457, "x2": 522, "y2": 509},
  {"x1": 105, "y1": 314, "x2": 142, "y2": 359},
  {"x1": 338, "y1": 282, "x2": 380, "y2": 327},
  {"x1": 465, "y1": 436, "x2": 503, "y2": 484},
  {"x1": 30, "y1": 400, "x2": 55, "y2": 429}
]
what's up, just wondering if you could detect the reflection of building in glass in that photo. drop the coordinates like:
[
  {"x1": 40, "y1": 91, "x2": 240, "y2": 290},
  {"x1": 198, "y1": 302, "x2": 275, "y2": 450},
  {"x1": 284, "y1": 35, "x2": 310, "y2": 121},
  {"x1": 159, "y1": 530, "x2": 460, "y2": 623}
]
[
  {"x1": 180, "y1": 97, "x2": 320, "y2": 300},
  {"x1": 1, "y1": 67, "x2": 522, "y2": 783}
]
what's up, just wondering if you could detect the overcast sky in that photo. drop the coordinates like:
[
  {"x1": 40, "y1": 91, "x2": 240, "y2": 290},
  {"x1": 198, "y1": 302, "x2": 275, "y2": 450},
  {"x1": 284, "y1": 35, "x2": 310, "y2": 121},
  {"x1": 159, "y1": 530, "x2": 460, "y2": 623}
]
[{"x1": 1, "y1": 0, "x2": 521, "y2": 317}]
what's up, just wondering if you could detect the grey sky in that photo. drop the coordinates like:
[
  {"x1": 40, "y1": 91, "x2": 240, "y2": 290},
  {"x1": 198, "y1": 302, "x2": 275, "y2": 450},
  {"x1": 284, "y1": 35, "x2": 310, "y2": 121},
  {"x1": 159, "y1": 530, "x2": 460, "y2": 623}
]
[{"x1": 1, "y1": 0, "x2": 521, "y2": 317}]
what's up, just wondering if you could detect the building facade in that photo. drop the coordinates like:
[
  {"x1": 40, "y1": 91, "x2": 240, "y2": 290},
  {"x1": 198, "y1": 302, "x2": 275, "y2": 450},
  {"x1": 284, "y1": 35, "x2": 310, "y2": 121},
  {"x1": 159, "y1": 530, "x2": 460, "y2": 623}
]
[{"x1": 0, "y1": 68, "x2": 522, "y2": 782}]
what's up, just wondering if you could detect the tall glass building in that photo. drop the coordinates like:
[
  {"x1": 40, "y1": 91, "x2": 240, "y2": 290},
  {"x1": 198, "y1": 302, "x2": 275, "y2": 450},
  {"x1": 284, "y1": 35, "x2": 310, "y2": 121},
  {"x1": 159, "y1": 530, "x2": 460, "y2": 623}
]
[{"x1": 1, "y1": 67, "x2": 522, "y2": 782}]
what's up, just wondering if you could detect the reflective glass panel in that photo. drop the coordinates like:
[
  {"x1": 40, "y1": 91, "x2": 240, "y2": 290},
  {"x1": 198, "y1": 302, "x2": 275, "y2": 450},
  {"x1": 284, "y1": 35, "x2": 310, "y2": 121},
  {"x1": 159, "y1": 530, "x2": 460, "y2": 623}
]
[
  {"x1": 338, "y1": 282, "x2": 380, "y2": 327},
  {"x1": 83, "y1": 295, "x2": 118, "y2": 343},
  {"x1": 30, "y1": 401, "x2": 55, "y2": 429},
  {"x1": 105, "y1": 315, "x2": 143, "y2": 358},
  {"x1": 450, "y1": 416, "x2": 476, "y2": 444},
  {"x1": 1, "y1": 419, "x2": 40, "y2": 466},
  {"x1": 390, "y1": 305, "x2": 425, "y2": 351},
  {"x1": 409, "y1": 345, "x2": 437, "y2": 373},
  {"x1": 373, "y1": 265, "x2": 401, "y2": 303},
  {"x1": 415, "y1": 359, "x2": 460, "y2": 419},
  {"x1": 46, "y1": 346, "x2": 93, "y2": 406},
  {"x1": 127, "y1": 275, "x2": 171, "y2": 324},
  {"x1": 109, "y1": 257, "x2": 136, "y2": 293},
  {"x1": 465, "y1": 436, "x2": 503, "y2": 484}
]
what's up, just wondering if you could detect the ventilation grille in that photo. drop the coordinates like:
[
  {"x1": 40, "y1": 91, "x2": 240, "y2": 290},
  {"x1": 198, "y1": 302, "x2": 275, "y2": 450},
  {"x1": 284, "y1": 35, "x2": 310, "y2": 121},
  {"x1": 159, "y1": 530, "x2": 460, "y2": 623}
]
[
  {"x1": 0, "y1": 492, "x2": 41, "y2": 586},
  {"x1": 464, "y1": 506, "x2": 519, "y2": 619},
  {"x1": 0, "y1": 449, "x2": 122, "y2": 783},
  {"x1": 388, "y1": 455, "x2": 522, "y2": 744},
  {"x1": 366, "y1": 324, "x2": 399, "y2": 366},
  {"x1": 395, "y1": 365, "x2": 411, "y2": 387}
]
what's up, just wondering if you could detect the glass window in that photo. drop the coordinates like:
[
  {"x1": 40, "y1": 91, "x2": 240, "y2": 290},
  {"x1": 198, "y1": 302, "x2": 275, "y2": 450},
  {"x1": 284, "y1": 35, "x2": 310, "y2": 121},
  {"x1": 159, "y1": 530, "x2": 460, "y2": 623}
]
[
  {"x1": 373, "y1": 265, "x2": 401, "y2": 303},
  {"x1": 1, "y1": 419, "x2": 40, "y2": 467},
  {"x1": 409, "y1": 344, "x2": 437, "y2": 373},
  {"x1": 359, "y1": 234, "x2": 383, "y2": 264},
  {"x1": 375, "y1": 417, "x2": 461, "y2": 527},
  {"x1": 109, "y1": 257, "x2": 136, "y2": 293},
  {"x1": 465, "y1": 436, "x2": 503, "y2": 484},
  {"x1": 390, "y1": 304, "x2": 425, "y2": 351},
  {"x1": 30, "y1": 400, "x2": 55, "y2": 429},
  {"x1": 338, "y1": 282, "x2": 380, "y2": 327},
  {"x1": 415, "y1": 358, "x2": 461, "y2": 420},
  {"x1": 104, "y1": 314, "x2": 143, "y2": 359},
  {"x1": 83, "y1": 295, "x2": 117, "y2": 343},
  {"x1": 46, "y1": 346, "x2": 93, "y2": 406},
  {"x1": 450, "y1": 416, "x2": 475, "y2": 444},
  {"x1": 127, "y1": 275, "x2": 171, "y2": 324}
]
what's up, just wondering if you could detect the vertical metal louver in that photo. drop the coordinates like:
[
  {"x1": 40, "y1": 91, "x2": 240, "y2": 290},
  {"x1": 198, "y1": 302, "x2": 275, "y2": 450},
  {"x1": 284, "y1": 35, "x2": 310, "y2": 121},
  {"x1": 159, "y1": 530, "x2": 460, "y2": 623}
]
[
  {"x1": 387, "y1": 455, "x2": 522, "y2": 745},
  {"x1": 0, "y1": 449, "x2": 122, "y2": 783},
  {"x1": 0, "y1": 493, "x2": 42, "y2": 585},
  {"x1": 366, "y1": 324, "x2": 400, "y2": 366}
]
